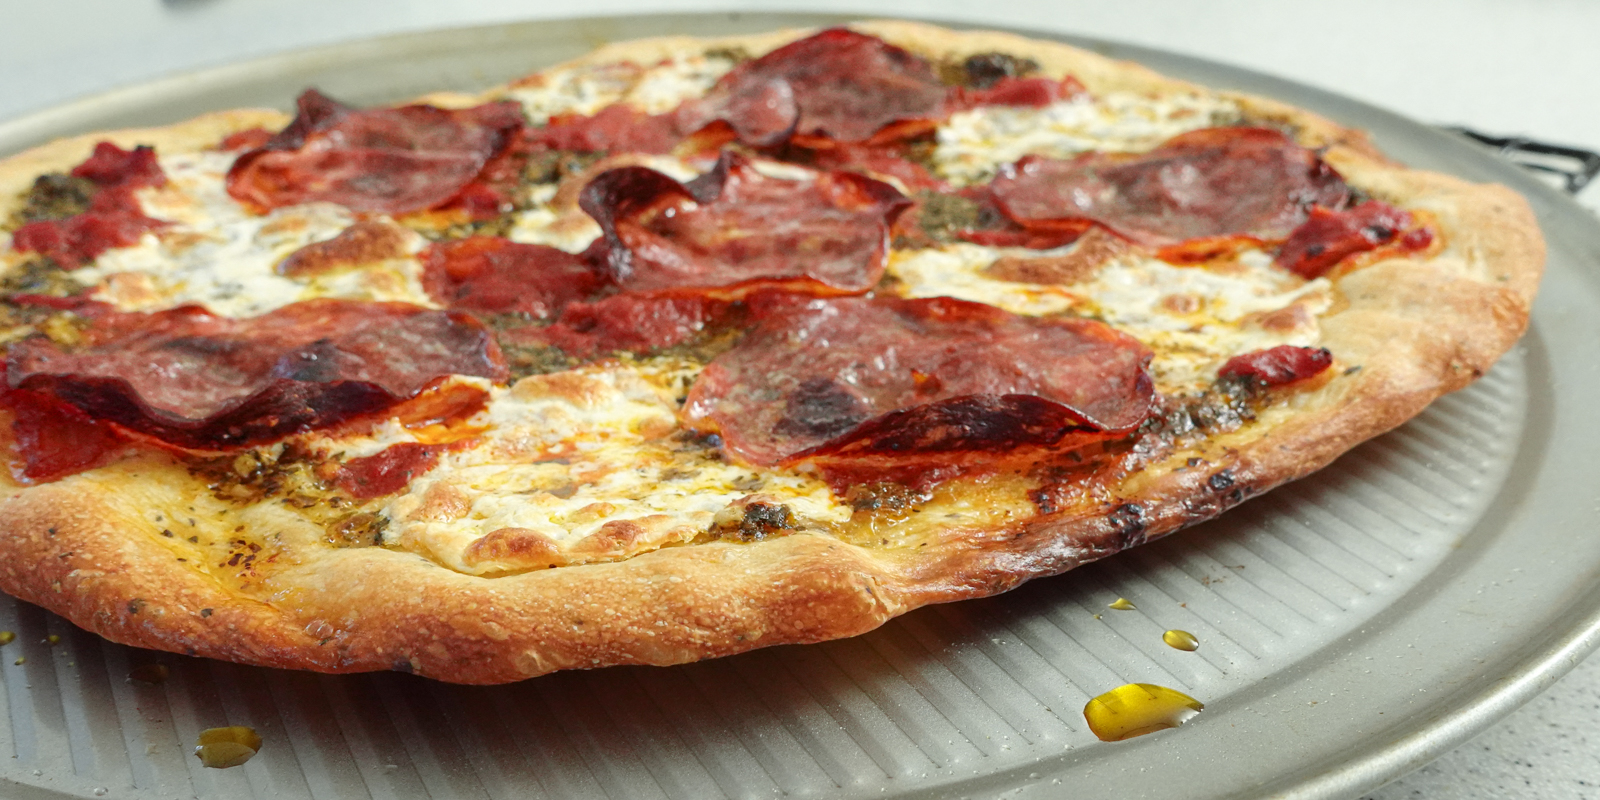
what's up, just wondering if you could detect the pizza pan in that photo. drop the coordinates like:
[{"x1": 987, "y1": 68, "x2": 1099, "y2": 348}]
[{"x1": 0, "y1": 12, "x2": 1594, "y2": 800}]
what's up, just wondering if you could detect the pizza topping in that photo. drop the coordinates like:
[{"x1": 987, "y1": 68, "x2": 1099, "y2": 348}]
[
  {"x1": 420, "y1": 236, "x2": 601, "y2": 318},
  {"x1": 683, "y1": 28, "x2": 949, "y2": 147},
  {"x1": 526, "y1": 104, "x2": 681, "y2": 155},
  {"x1": 6, "y1": 299, "x2": 507, "y2": 450},
  {"x1": 1217, "y1": 345, "x2": 1333, "y2": 386},
  {"x1": 933, "y1": 90, "x2": 1244, "y2": 186},
  {"x1": 0, "y1": 380, "x2": 128, "y2": 482},
  {"x1": 276, "y1": 220, "x2": 413, "y2": 278},
  {"x1": 70, "y1": 142, "x2": 167, "y2": 190},
  {"x1": 948, "y1": 75, "x2": 1085, "y2": 112},
  {"x1": 985, "y1": 227, "x2": 1133, "y2": 284},
  {"x1": 10, "y1": 143, "x2": 171, "y2": 269},
  {"x1": 684, "y1": 295, "x2": 1153, "y2": 471},
  {"x1": 581, "y1": 151, "x2": 911, "y2": 297},
  {"x1": 335, "y1": 442, "x2": 442, "y2": 500},
  {"x1": 990, "y1": 127, "x2": 1350, "y2": 246},
  {"x1": 1275, "y1": 200, "x2": 1421, "y2": 278},
  {"x1": 512, "y1": 293, "x2": 729, "y2": 361},
  {"x1": 226, "y1": 89, "x2": 526, "y2": 215}
]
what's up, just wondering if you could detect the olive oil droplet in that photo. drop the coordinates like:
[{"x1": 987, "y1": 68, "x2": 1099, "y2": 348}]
[
  {"x1": 1083, "y1": 683, "x2": 1204, "y2": 741},
  {"x1": 129, "y1": 664, "x2": 170, "y2": 684},
  {"x1": 194, "y1": 726, "x2": 262, "y2": 769},
  {"x1": 1162, "y1": 629, "x2": 1199, "y2": 651},
  {"x1": 1108, "y1": 597, "x2": 1136, "y2": 611}
]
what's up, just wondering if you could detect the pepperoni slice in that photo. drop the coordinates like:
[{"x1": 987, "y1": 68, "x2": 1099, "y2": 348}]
[
  {"x1": 990, "y1": 127, "x2": 1351, "y2": 246},
  {"x1": 226, "y1": 90, "x2": 525, "y2": 215},
  {"x1": 580, "y1": 151, "x2": 911, "y2": 298},
  {"x1": 1275, "y1": 200, "x2": 1418, "y2": 278},
  {"x1": 680, "y1": 28, "x2": 949, "y2": 147},
  {"x1": 11, "y1": 143, "x2": 170, "y2": 269},
  {"x1": 684, "y1": 296, "x2": 1153, "y2": 471},
  {"x1": 420, "y1": 236, "x2": 603, "y2": 319},
  {"x1": 5, "y1": 299, "x2": 507, "y2": 450}
]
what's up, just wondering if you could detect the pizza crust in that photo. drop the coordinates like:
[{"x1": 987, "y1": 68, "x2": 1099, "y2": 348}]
[{"x1": 0, "y1": 22, "x2": 1543, "y2": 683}]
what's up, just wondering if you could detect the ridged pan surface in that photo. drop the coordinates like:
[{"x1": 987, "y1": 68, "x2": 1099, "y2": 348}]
[{"x1": 0, "y1": 13, "x2": 1594, "y2": 800}]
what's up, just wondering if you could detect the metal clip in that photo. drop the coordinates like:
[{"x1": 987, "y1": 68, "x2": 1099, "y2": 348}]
[{"x1": 1443, "y1": 127, "x2": 1600, "y2": 196}]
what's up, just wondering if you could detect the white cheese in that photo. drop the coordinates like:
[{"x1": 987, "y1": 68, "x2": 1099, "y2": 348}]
[
  {"x1": 888, "y1": 243, "x2": 1331, "y2": 394},
  {"x1": 507, "y1": 53, "x2": 735, "y2": 124},
  {"x1": 934, "y1": 91, "x2": 1243, "y2": 185}
]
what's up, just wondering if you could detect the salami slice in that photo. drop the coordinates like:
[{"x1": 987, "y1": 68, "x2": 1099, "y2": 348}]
[
  {"x1": 580, "y1": 151, "x2": 911, "y2": 297},
  {"x1": 989, "y1": 127, "x2": 1351, "y2": 246},
  {"x1": 679, "y1": 28, "x2": 949, "y2": 147},
  {"x1": 420, "y1": 236, "x2": 603, "y2": 319},
  {"x1": 226, "y1": 90, "x2": 525, "y2": 215},
  {"x1": 683, "y1": 296, "x2": 1153, "y2": 472},
  {"x1": 5, "y1": 299, "x2": 507, "y2": 450}
]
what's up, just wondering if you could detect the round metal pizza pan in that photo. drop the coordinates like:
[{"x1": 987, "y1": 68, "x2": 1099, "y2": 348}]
[{"x1": 0, "y1": 12, "x2": 1595, "y2": 800}]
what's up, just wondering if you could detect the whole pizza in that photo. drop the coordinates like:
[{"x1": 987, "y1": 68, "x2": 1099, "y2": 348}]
[{"x1": 0, "y1": 21, "x2": 1542, "y2": 684}]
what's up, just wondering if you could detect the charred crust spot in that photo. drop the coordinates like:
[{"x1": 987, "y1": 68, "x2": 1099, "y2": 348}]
[
  {"x1": 1208, "y1": 470, "x2": 1235, "y2": 492},
  {"x1": 199, "y1": 608, "x2": 213, "y2": 618},
  {"x1": 1107, "y1": 502, "x2": 1147, "y2": 547},
  {"x1": 1028, "y1": 487, "x2": 1059, "y2": 515},
  {"x1": 711, "y1": 502, "x2": 796, "y2": 542},
  {"x1": 126, "y1": 599, "x2": 145, "y2": 615}
]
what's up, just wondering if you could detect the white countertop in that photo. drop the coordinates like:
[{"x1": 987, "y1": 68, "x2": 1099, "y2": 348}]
[{"x1": 4, "y1": 2, "x2": 1599, "y2": 798}]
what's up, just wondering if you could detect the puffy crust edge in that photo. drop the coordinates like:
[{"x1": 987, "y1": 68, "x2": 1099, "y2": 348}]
[{"x1": 0, "y1": 22, "x2": 1544, "y2": 683}]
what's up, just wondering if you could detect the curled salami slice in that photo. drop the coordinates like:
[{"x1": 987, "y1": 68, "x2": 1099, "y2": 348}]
[
  {"x1": 990, "y1": 127, "x2": 1351, "y2": 246},
  {"x1": 580, "y1": 151, "x2": 911, "y2": 297},
  {"x1": 226, "y1": 89, "x2": 525, "y2": 215},
  {"x1": 5, "y1": 299, "x2": 507, "y2": 450},
  {"x1": 683, "y1": 296, "x2": 1153, "y2": 470},
  {"x1": 679, "y1": 28, "x2": 949, "y2": 147},
  {"x1": 420, "y1": 236, "x2": 603, "y2": 319}
]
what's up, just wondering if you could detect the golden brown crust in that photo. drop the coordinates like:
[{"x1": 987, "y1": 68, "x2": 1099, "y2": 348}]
[{"x1": 0, "y1": 21, "x2": 1544, "y2": 683}]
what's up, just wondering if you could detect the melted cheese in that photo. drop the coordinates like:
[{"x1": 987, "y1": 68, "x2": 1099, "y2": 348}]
[
  {"x1": 77, "y1": 151, "x2": 433, "y2": 317},
  {"x1": 889, "y1": 244, "x2": 1331, "y2": 394},
  {"x1": 377, "y1": 365, "x2": 848, "y2": 574},
  {"x1": 506, "y1": 52, "x2": 735, "y2": 123},
  {"x1": 934, "y1": 91, "x2": 1242, "y2": 185}
]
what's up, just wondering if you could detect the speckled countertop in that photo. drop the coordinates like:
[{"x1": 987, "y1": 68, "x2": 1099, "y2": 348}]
[{"x1": 5, "y1": 2, "x2": 1599, "y2": 797}]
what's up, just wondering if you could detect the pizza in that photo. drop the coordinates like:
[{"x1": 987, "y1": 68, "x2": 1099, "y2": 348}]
[{"x1": 0, "y1": 21, "x2": 1543, "y2": 684}]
